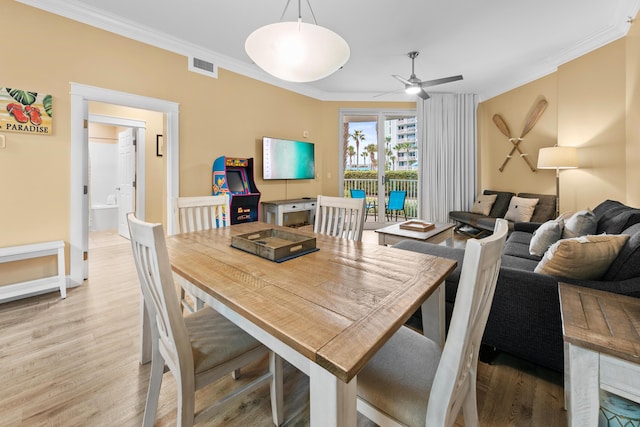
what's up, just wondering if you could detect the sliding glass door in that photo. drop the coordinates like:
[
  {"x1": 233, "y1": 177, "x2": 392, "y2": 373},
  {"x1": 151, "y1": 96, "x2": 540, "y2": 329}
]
[{"x1": 340, "y1": 109, "x2": 417, "y2": 228}]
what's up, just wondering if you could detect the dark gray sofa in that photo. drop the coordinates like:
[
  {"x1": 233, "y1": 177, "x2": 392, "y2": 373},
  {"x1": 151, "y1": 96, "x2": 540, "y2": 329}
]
[
  {"x1": 449, "y1": 190, "x2": 557, "y2": 232},
  {"x1": 396, "y1": 199, "x2": 640, "y2": 372}
]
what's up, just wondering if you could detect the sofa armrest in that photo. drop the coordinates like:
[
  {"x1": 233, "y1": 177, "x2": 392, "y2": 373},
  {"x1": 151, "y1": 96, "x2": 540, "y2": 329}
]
[
  {"x1": 514, "y1": 222, "x2": 543, "y2": 233},
  {"x1": 482, "y1": 266, "x2": 565, "y2": 371}
]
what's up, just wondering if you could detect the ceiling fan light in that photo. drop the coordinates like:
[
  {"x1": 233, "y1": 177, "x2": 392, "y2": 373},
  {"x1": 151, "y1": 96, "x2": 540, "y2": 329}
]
[
  {"x1": 405, "y1": 84, "x2": 421, "y2": 94},
  {"x1": 245, "y1": 21, "x2": 350, "y2": 83}
]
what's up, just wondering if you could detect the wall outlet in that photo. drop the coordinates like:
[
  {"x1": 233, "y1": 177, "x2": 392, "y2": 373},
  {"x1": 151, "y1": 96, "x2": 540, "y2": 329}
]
[
  {"x1": 0, "y1": 135, "x2": 5, "y2": 149},
  {"x1": 303, "y1": 130, "x2": 309, "y2": 138}
]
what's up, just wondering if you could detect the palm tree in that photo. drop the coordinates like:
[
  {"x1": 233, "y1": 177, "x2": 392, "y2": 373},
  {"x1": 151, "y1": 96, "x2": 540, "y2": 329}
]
[
  {"x1": 394, "y1": 142, "x2": 413, "y2": 169},
  {"x1": 346, "y1": 145, "x2": 356, "y2": 169},
  {"x1": 349, "y1": 129, "x2": 366, "y2": 168},
  {"x1": 365, "y1": 144, "x2": 377, "y2": 171},
  {"x1": 360, "y1": 151, "x2": 368, "y2": 168}
]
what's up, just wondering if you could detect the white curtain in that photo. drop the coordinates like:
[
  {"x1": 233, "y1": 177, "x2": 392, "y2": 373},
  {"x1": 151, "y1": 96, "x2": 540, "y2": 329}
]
[{"x1": 417, "y1": 93, "x2": 478, "y2": 222}]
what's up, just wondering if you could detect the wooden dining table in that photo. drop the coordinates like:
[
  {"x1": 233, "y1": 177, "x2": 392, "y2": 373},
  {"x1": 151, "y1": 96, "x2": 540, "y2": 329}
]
[{"x1": 144, "y1": 221, "x2": 456, "y2": 426}]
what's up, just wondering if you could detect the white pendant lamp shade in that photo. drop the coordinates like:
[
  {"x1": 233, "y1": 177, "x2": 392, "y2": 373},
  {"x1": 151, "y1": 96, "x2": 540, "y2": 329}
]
[{"x1": 245, "y1": 21, "x2": 350, "y2": 83}]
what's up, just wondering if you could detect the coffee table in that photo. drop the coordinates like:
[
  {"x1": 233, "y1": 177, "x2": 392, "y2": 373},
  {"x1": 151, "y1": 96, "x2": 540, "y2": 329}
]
[{"x1": 376, "y1": 221, "x2": 456, "y2": 246}]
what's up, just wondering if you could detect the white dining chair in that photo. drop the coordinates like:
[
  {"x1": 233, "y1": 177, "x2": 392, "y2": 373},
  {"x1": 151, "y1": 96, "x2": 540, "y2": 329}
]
[
  {"x1": 175, "y1": 195, "x2": 229, "y2": 312},
  {"x1": 127, "y1": 213, "x2": 283, "y2": 427},
  {"x1": 313, "y1": 195, "x2": 366, "y2": 241},
  {"x1": 356, "y1": 219, "x2": 509, "y2": 427}
]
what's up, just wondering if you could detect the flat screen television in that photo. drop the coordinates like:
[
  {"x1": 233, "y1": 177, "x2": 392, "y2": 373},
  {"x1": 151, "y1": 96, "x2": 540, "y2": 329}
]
[{"x1": 263, "y1": 137, "x2": 315, "y2": 180}]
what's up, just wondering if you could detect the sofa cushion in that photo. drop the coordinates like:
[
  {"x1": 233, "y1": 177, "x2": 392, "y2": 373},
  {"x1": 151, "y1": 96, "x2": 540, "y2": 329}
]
[
  {"x1": 603, "y1": 223, "x2": 640, "y2": 281},
  {"x1": 601, "y1": 208, "x2": 640, "y2": 235},
  {"x1": 562, "y1": 209, "x2": 597, "y2": 238},
  {"x1": 529, "y1": 219, "x2": 564, "y2": 256},
  {"x1": 483, "y1": 190, "x2": 514, "y2": 218},
  {"x1": 500, "y1": 254, "x2": 540, "y2": 272},
  {"x1": 504, "y1": 237, "x2": 543, "y2": 262},
  {"x1": 519, "y1": 193, "x2": 557, "y2": 223},
  {"x1": 504, "y1": 196, "x2": 539, "y2": 222},
  {"x1": 593, "y1": 200, "x2": 632, "y2": 231},
  {"x1": 471, "y1": 193, "x2": 498, "y2": 216},
  {"x1": 534, "y1": 234, "x2": 629, "y2": 280}
]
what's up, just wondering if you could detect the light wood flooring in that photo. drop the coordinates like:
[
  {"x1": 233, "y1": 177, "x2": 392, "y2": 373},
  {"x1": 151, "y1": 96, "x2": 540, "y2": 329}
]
[{"x1": 0, "y1": 230, "x2": 567, "y2": 426}]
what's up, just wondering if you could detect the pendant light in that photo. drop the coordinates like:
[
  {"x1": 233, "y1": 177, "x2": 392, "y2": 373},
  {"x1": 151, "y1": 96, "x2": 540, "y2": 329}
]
[{"x1": 245, "y1": 0, "x2": 350, "y2": 83}]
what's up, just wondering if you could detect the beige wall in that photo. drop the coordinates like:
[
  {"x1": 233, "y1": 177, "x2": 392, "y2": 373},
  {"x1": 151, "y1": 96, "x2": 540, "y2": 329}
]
[
  {"x1": 478, "y1": 21, "x2": 638, "y2": 214},
  {"x1": 626, "y1": 19, "x2": 640, "y2": 207},
  {"x1": 0, "y1": 1, "x2": 410, "y2": 281}
]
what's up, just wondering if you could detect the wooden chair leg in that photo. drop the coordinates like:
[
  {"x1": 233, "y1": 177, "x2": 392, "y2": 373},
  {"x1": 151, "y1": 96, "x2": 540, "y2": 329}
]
[
  {"x1": 270, "y1": 352, "x2": 284, "y2": 426},
  {"x1": 176, "y1": 371, "x2": 196, "y2": 427},
  {"x1": 142, "y1": 349, "x2": 165, "y2": 427}
]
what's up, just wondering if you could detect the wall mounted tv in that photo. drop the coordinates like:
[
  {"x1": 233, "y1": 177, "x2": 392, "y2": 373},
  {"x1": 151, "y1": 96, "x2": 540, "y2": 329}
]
[{"x1": 263, "y1": 137, "x2": 315, "y2": 180}]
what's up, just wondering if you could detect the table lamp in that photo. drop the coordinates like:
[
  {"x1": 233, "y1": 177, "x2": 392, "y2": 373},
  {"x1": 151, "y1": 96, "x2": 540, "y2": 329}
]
[{"x1": 537, "y1": 145, "x2": 578, "y2": 217}]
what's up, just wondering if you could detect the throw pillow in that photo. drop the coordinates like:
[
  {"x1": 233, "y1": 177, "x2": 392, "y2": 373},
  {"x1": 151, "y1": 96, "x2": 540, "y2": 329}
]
[
  {"x1": 563, "y1": 209, "x2": 597, "y2": 238},
  {"x1": 529, "y1": 219, "x2": 564, "y2": 256},
  {"x1": 504, "y1": 196, "x2": 539, "y2": 222},
  {"x1": 534, "y1": 234, "x2": 630, "y2": 280},
  {"x1": 471, "y1": 193, "x2": 498, "y2": 216}
]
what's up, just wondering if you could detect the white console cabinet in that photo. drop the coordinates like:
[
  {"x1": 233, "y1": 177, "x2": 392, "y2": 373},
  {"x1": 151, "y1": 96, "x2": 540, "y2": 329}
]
[{"x1": 261, "y1": 198, "x2": 317, "y2": 226}]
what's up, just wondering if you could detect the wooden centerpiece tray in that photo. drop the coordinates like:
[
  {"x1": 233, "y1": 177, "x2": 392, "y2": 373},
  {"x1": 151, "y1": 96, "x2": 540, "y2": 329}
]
[
  {"x1": 231, "y1": 228, "x2": 318, "y2": 262},
  {"x1": 399, "y1": 220, "x2": 435, "y2": 232}
]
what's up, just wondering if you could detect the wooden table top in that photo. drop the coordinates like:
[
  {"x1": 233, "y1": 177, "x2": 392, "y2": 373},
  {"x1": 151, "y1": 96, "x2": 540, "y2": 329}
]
[
  {"x1": 559, "y1": 283, "x2": 640, "y2": 364},
  {"x1": 166, "y1": 222, "x2": 456, "y2": 383}
]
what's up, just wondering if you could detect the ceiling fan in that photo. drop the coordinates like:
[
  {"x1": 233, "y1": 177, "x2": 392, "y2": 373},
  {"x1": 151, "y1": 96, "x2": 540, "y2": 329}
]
[{"x1": 386, "y1": 51, "x2": 463, "y2": 99}]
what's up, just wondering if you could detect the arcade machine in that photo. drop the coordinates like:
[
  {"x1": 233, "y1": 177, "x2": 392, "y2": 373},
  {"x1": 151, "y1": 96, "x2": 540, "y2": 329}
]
[{"x1": 212, "y1": 156, "x2": 260, "y2": 224}]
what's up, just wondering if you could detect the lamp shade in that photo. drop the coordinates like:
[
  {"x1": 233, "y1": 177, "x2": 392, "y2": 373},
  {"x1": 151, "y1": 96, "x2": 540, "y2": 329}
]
[
  {"x1": 245, "y1": 21, "x2": 350, "y2": 83},
  {"x1": 537, "y1": 146, "x2": 578, "y2": 169}
]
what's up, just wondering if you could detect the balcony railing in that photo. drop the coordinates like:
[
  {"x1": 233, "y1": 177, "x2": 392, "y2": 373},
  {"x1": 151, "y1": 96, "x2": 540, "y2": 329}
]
[{"x1": 343, "y1": 178, "x2": 418, "y2": 219}]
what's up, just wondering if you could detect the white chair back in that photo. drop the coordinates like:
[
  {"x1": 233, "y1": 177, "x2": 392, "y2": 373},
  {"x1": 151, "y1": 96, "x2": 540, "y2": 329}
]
[
  {"x1": 128, "y1": 214, "x2": 191, "y2": 376},
  {"x1": 313, "y1": 195, "x2": 366, "y2": 241},
  {"x1": 176, "y1": 195, "x2": 229, "y2": 233},
  {"x1": 426, "y1": 218, "x2": 509, "y2": 426},
  {"x1": 356, "y1": 219, "x2": 508, "y2": 427}
]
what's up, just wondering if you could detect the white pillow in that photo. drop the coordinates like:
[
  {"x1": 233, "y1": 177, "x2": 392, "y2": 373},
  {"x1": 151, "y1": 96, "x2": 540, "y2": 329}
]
[
  {"x1": 529, "y1": 219, "x2": 564, "y2": 256},
  {"x1": 534, "y1": 234, "x2": 629, "y2": 280},
  {"x1": 504, "y1": 196, "x2": 539, "y2": 222},
  {"x1": 471, "y1": 193, "x2": 498, "y2": 216},
  {"x1": 563, "y1": 209, "x2": 597, "y2": 238}
]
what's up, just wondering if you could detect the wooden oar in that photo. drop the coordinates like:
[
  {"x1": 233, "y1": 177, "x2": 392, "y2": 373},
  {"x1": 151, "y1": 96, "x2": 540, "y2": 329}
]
[{"x1": 497, "y1": 99, "x2": 547, "y2": 172}]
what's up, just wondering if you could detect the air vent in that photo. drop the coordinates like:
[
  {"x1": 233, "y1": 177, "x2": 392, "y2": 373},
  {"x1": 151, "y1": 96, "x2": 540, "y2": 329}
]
[{"x1": 188, "y1": 55, "x2": 218, "y2": 78}]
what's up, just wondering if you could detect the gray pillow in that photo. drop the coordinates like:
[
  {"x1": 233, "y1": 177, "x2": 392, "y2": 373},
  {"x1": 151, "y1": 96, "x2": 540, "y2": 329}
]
[
  {"x1": 529, "y1": 219, "x2": 564, "y2": 256},
  {"x1": 563, "y1": 209, "x2": 597, "y2": 238}
]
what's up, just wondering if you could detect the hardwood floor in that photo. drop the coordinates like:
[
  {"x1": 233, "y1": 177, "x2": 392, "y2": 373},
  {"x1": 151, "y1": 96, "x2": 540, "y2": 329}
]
[{"x1": 0, "y1": 230, "x2": 567, "y2": 426}]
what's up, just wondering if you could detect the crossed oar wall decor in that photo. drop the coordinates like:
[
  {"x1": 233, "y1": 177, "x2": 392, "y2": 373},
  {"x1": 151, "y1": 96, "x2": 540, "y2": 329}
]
[{"x1": 494, "y1": 98, "x2": 548, "y2": 172}]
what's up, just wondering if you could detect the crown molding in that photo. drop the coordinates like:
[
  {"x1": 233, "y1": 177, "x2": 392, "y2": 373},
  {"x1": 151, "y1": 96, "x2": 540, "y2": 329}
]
[{"x1": 18, "y1": 0, "x2": 640, "y2": 103}]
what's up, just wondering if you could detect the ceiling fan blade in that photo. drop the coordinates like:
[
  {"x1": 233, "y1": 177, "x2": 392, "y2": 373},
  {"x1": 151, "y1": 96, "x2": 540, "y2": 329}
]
[
  {"x1": 373, "y1": 88, "x2": 406, "y2": 98},
  {"x1": 417, "y1": 89, "x2": 430, "y2": 100},
  {"x1": 392, "y1": 74, "x2": 412, "y2": 85},
  {"x1": 419, "y1": 75, "x2": 464, "y2": 88}
]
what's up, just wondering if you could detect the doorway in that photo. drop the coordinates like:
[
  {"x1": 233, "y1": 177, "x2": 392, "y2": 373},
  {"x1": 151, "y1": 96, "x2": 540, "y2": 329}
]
[
  {"x1": 87, "y1": 117, "x2": 146, "y2": 241},
  {"x1": 339, "y1": 108, "x2": 417, "y2": 228},
  {"x1": 70, "y1": 83, "x2": 180, "y2": 285}
]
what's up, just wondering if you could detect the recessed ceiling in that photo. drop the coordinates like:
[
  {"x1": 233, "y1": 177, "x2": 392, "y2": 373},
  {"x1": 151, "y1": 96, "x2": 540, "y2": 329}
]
[{"x1": 20, "y1": 0, "x2": 640, "y2": 101}]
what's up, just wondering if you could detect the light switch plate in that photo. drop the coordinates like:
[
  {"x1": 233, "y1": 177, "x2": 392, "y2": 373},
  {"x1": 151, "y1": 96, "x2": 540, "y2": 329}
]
[{"x1": 0, "y1": 135, "x2": 5, "y2": 149}]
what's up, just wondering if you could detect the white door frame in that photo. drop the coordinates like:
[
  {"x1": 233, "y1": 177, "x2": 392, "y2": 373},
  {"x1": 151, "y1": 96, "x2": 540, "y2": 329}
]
[
  {"x1": 89, "y1": 114, "x2": 147, "y2": 231},
  {"x1": 70, "y1": 82, "x2": 179, "y2": 285},
  {"x1": 338, "y1": 108, "x2": 416, "y2": 223}
]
